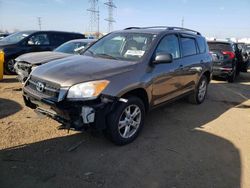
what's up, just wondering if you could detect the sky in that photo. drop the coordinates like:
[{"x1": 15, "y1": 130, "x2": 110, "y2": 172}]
[{"x1": 0, "y1": 0, "x2": 250, "y2": 38}]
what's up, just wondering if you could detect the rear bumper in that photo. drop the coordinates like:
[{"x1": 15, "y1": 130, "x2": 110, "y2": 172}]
[
  {"x1": 212, "y1": 66, "x2": 234, "y2": 78},
  {"x1": 23, "y1": 91, "x2": 117, "y2": 130}
]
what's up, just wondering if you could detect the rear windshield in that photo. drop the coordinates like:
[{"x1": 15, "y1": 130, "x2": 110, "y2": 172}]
[{"x1": 208, "y1": 42, "x2": 233, "y2": 51}]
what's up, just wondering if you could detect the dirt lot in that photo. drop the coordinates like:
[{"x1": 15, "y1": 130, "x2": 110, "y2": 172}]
[{"x1": 0, "y1": 74, "x2": 250, "y2": 188}]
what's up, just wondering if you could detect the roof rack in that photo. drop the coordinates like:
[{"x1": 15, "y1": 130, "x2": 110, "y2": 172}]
[{"x1": 124, "y1": 26, "x2": 201, "y2": 35}]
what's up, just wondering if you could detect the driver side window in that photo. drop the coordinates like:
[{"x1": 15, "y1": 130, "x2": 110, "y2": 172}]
[
  {"x1": 156, "y1": 34, "x2": 180, "y2": 59},
  {"x1": 27, "y1": 34, "x2": 50, "y2": 46}
]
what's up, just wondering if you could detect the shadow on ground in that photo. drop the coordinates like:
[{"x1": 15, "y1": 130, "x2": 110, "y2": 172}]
[
  {"x1": 1, "y1": 74, "x2": 250, "y2": 188},
  {"x1": 0, "y1": 98, "x2": 22, "y2": 119}
]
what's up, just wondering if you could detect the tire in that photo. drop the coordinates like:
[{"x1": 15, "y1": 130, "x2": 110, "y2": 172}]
[
  {"x1": 4, "y1": 58, "x2": 17, "y2": 75},
  {"x1": 228, "y1": 67, "x2": 236, "y2": 83},
  {"x1": 241, "y1": 63, "x2": 249, "y2": 72},
  {"x1": 188, "y1": 75, "x2": 208, "y2": 104},
  {"x1": 105, "y1": 96, "x2": 145, "y2": 145}
]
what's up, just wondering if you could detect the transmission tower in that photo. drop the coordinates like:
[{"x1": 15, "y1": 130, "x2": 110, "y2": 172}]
[
  {"x1": 87, "y1": 0, "x2": 99, "y2": 33},
  {"x1": 104, "y1": 0, "x2": 116, "y2": 33}
]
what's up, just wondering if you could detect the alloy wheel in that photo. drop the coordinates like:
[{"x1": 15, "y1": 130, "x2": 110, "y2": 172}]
[
  {"x1": 198, "y1": 79, "x2": 207, "y2": 102},
  {"x1": 118, "y1": 104, "x2": 142, "y2": 139}
]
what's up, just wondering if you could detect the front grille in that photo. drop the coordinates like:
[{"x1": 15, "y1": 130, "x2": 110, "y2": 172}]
[{"x1": 25, "y1": 76, "x2": 61, "y2": 101}]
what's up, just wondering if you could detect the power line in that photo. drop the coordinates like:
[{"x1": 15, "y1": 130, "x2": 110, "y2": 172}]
[
  {"x1": 104, "y1": 0, "x2": 116, "y2": 33},
  {"x1": 87, "y1": 0, "x2": 99, "y2": 34}
]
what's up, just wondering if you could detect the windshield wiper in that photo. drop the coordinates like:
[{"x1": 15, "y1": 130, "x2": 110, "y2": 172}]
[
  {"x1": 95, "y1": 53, "x2": 118, "y2": 60},
  {"x1": 84, "y1": 50, "x2": 95, "y2": 57}
]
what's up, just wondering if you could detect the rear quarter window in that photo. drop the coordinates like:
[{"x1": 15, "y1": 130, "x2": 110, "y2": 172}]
[{"x1": 196, "y1": 37, "x2": 206, "y2": 53}]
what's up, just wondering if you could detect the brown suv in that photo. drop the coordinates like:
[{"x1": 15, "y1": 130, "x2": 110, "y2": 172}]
[{"x1": 23, "y1": 26, "x2": 213, "y2": 145}]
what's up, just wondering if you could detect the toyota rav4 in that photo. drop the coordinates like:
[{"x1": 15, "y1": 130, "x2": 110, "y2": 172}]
[{"x1": 23, "y1": 26, "x2": 213, "y2": 145}]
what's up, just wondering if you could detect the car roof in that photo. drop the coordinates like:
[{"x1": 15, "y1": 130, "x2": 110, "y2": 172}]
[
  {"x1": 113, "y1": 26, "x2": 202, "y2": 37},
  {"x1": 15, "y1": 30, "x2": 84, "y2": 35}
]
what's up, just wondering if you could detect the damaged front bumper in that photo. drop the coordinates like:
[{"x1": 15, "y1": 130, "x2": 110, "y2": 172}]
[{"x1": 23, "y1": 91, "x2": 118, "y2": 130}]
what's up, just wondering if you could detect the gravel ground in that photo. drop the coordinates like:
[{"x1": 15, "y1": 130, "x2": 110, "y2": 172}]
[{"x1": 0, "y1": 73, "x2": 250, "y2": 188}]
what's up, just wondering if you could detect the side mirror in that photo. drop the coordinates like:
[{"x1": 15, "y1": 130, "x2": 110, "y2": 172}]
[{"x1": 153, "y1": 52, "x2": 173, "y2": 64}]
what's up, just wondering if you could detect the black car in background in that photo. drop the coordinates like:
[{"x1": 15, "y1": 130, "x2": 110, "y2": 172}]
[
  {"x1": 236, "y1": 43, "x2": 249, "y2": 72},
  {"x1": 246, "y1": 44, "x2": 250, "y2": 55},
  {"x1": 0, "y1": 31, "x2": 85, "y2": 74},
  {"x1": 14, "y1": 39, "x2": 96, "y2": 83},
  {"x1": 208, "y1": 41, "x2": 238, "y2": 82},
  {"x1": 0, "y1": 33, "x2": 10, "y2": 40}
]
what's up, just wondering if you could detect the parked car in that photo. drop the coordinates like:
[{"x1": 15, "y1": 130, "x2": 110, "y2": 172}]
[
  {"x1": 236, "y1": 43, "x2": 249, "y2": 72},
  {"x1": 0, "y1": 33, "x2": 10, "y2": 40},
  {"x1": 23, "y1": 26, "x2": 212, "y2": 145},
  {"x1": 246, "y1": 44, "x2": 250, "y2": 55},
  {"x1": 0, "y1": 30, "x2": 85, "y2": 74},
  {"x1": 15, "y1": 39, "x2": 96, "y2": 83},
  {"x1": 208, "y1": 41, "x2": 238, "y2": 82}
]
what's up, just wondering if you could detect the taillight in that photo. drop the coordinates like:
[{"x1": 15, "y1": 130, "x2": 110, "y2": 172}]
[{"x1": 222, "y1": 51, "x2": 235, "y2": 59}]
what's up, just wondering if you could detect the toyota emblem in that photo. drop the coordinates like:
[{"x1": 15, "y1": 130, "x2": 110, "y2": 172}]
[{"x1": 36, "y1": 82, "x2": 45, "y2": 92}]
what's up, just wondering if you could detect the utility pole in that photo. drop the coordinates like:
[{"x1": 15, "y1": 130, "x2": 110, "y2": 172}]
[
  {"x1": 104, "y1": 0, "x2": 116, "y2": 33},
  {"x1": 181, "y1": 17, "x2": 184, "y2": 28},
  {"x1": 97, "y1": 6, "x2": 100, "y2": 37},
  {"x1": 87, "y1": 0, "x2": 99, "y2": 34},
  {"x1": 37, "y1": 17, "x2": 42, "y2": 30}
]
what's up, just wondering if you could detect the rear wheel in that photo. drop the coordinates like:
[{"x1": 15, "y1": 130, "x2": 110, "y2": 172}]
[
  {"x1": 188, "y1": 75, "x2": 208, "y2": 104},
  {"x1": 4, "y1": 59, "x2": 16, "y2": 75},
  {"x1": 105, "y1": 96, "x2": 145, "y2": 145}
]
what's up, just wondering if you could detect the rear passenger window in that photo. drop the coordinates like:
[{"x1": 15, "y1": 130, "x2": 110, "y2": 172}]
[
  {"x1": 181, "y1": 37, "x2": 197, "y2": 57},
  {"x1": 156, "y1": 35, "x2": 180, "y2": 59},
  {"x1": 197, "y1": 37, "x2": 206, "y2": 53},
  {"x1": 28, "y1": 34, "x2": 50, "y2": 46}
]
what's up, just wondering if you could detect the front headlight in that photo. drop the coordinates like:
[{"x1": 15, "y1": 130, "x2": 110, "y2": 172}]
[{"x1": 67, "y1": 80, "x2": 110, "y2": 99}]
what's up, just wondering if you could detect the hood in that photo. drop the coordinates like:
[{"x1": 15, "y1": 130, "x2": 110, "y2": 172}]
[
  {"x1": 16, "y1": 51, "x2": 72, "y2": 65},
  {"x1": 31, "y1": 55, "x2": 136, "y2": 87},
  {"x1": 0, "y1": 41, "x2": 16, "y2": 49}
]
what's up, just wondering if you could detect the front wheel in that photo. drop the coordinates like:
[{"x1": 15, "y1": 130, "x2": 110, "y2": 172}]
[
  {"x1": 188, "y1": 75, "x2": 208, "y2": 104},
  {"x1": 4, "y1": 59, "x2": 16, "y2": 75},
  {"x1": 105, "y1": 96, "x2": 145, "y2": 145}
]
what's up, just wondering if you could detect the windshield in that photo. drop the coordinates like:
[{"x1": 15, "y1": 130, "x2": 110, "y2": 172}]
[
  {"x1": 83, "y1": 33, "x2": 156, "y2": 61},
  {"x1": 54, "y1": 41, "x2": 89, "y2": 54},
  {"x1": 1, "y1": 31, "x2": 33, "y2": 44}
]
